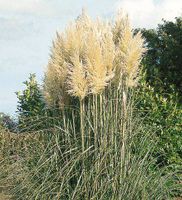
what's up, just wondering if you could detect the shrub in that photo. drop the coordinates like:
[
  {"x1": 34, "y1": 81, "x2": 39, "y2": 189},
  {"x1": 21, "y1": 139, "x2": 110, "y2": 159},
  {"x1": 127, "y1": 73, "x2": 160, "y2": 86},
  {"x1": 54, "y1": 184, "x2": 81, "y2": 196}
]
[
  {"x1": 135, "y1": 74, "x2": 182, "y2": 169},
  {"x1": 16, "y1": 74, "x2": 46, "y2": 131}
]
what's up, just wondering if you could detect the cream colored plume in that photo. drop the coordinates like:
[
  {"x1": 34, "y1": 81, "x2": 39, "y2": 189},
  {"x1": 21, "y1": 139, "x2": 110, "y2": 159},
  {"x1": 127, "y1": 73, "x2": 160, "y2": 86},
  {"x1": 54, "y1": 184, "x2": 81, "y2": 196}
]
[
  {"x1": 44, "y1": 33, "x2": 69, "y2": 108},
  {"x1": 85, "y1": 21, "x2": 115, "y2": 94},
  {"x1": 67, "y1": 53, "x2": 88, "y2": 100},
  {"x1": 44, "y1": 9, "x2": 146, "y2": 106},
  {"x1": 113, "y1": 12, "x2": 146, "y2": 88}
]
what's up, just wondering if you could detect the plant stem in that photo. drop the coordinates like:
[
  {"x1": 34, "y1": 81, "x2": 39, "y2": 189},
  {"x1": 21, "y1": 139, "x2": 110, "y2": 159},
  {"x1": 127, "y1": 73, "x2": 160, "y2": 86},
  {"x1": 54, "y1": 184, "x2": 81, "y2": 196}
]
[{"x1": 80, "y1": 99, "x2": 85, "y2": 153}]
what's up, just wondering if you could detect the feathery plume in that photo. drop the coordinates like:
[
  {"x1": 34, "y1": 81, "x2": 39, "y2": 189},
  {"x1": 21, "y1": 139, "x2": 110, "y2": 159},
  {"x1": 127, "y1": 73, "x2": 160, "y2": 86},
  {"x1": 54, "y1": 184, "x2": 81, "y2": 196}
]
[
  {"x1": 44, "y1": 9, "x2": 146, "y2": 106},
  {"x1": 113, "y1": 12, "x2": 146, "y2": 88},
  {"x1": 44, "y1": 33, "x2": 69, "y2": 108},
  {"x1": 67, "y1": 53, "x2": 88, "y2": 100}
]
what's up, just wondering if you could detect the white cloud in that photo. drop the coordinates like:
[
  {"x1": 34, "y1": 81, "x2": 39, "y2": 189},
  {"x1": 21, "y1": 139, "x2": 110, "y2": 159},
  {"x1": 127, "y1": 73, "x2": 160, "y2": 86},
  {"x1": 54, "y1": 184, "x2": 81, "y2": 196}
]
[
  {"x1": 0, "y1": 0, "x2": 54, "y2": 16},
  {"x1": 116, "y1": 0, "x2": 182, "y2": 28}
]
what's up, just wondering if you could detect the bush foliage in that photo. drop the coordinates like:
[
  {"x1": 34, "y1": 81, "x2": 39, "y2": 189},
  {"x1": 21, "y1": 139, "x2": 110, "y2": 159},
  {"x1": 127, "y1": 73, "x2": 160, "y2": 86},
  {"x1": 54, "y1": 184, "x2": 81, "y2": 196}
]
[{"x1": 140, "y1": 17, "x2": 182, "y2": 100}]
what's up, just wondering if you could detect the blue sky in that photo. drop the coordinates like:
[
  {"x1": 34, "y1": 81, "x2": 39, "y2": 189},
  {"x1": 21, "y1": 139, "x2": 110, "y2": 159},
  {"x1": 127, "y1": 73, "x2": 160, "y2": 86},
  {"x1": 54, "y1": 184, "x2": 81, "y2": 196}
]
[{"x1": 0, "y1": 0, "x2": 181, "y2": 115}]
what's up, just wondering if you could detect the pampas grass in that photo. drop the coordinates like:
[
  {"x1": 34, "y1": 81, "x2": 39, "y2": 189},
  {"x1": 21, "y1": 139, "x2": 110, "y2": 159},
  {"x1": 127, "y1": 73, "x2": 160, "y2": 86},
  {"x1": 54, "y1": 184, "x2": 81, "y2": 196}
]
[
  {"x1": 0, "y1": 10, "x2": 179, "y2": 200},
  {"x1": 0, "y1": 96, "x2": 178, "y2": 199},
  {"x1": 44, "y1": 10, "x2": 146, "y2": 108}
]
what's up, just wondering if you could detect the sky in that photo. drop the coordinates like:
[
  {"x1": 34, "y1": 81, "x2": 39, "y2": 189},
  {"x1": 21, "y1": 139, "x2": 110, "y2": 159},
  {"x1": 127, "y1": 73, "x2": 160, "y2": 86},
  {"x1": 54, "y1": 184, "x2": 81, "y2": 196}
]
[{"x1": 0, "y1": 0, "x2": 181, "y2": 115}]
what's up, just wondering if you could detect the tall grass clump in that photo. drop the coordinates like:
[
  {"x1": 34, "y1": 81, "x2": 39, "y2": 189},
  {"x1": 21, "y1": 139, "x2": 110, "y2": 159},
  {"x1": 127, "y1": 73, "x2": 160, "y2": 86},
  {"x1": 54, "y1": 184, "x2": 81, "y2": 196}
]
[{"x1": 1, "y1": 10, "x2": 179, "y2": 199}]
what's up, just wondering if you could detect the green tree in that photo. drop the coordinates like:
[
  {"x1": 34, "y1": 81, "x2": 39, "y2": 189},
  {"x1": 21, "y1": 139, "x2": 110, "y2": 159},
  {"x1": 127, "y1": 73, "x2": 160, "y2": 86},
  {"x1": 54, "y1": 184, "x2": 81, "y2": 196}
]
[
  {"x1": 140, "y1": 17, "x2": 182, "y2": 100},
  {"x1": 16, "y1": 74, "x2": 46, "y2": 129}
]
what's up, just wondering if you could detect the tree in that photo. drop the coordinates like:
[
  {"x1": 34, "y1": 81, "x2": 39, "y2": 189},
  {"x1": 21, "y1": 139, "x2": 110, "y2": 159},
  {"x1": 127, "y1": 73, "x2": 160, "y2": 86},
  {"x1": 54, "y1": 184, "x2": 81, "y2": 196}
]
[
  {"x1": 140, "y1": 17, "x2": 182, "y2": 100},
  {"x1": 16, "y1": 74, "x2": 45, "y2": 129},
  {"x1": 0, "y1": 112, "x2": 17, "y2": 131}
]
